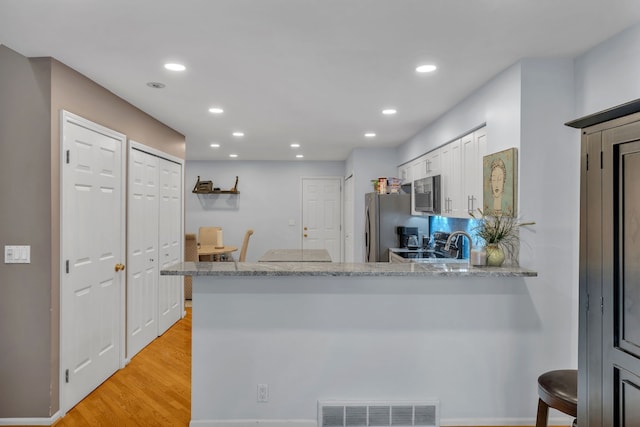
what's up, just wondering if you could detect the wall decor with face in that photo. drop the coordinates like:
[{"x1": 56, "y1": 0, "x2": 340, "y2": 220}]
[{"x1": 483, "y1": 147, "x2": 518, "y2": 217}]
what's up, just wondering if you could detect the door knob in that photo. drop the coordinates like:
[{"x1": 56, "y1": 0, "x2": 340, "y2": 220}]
[{"x1": 115, "y1": 263, "x2": 125, "y2": 272}]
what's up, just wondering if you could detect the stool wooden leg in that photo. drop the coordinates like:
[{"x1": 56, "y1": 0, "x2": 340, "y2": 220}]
[{"x1": 536, "y1": 398, "x2": 549, "y2": 427}]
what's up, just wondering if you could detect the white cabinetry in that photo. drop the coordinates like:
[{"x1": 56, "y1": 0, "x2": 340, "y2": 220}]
[
  {"x1": 411, "y1": 157, "x2": 426, "y2": 181},
  {"x1": 440, "y1": 139, "x2": 462, "y2": 216},
  {"x1": 424, "y1": 149, "x2": 441, "y2": 176},
  {"x1": 461, "y1": 127, "x2": 487, "y2": 215},
  {"x1": 398, "y1": 163, "x2": 412, "y2": 184},
  {"x1": 403, "y1": 126, "x2": 486, "y2": 219}
]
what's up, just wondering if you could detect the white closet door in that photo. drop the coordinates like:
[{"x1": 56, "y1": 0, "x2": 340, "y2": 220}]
[
  {"x1": 127, "y1": 148, "x2": 159, "y2": 359},
  {"x1": 61, "y1": 112, "x2": 125, "y2": 412},
  {"x1": 158, "y1": 158, "x2": 183, "y2": 334}
]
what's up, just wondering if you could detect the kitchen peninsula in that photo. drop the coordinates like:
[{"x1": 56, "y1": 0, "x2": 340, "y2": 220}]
[{"x1": 163, "y1": 261, "x2": 537, "y2": 426}]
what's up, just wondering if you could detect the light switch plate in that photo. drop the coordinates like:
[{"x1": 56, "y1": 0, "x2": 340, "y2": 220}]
[{"x1": 4, "y1": 245, "x2": 31, "y2": 264}]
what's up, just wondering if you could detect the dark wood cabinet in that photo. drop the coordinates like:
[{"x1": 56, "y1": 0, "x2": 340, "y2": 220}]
[{"x1": 568, "y1": 100, "x2": 640, "y2": 427}]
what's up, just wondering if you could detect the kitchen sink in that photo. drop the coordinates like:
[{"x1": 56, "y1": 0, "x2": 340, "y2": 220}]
[{"x1": 389, "y1": 249, "x2": 468, "y2": 264}]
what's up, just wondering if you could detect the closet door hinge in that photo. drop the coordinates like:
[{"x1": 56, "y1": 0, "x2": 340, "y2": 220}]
[
  {"x1": 65, "y1": 369, "x2": 69, "y2": 383},
  {"x1": 600, "y1": 151, "x2": 603, "y2": 169},
  {"x1": 65, "y1": 260, "x2": 69, "y2": 274},
  {"x1": 66, "y1": 149, "x2": 70, "y2": 164}
]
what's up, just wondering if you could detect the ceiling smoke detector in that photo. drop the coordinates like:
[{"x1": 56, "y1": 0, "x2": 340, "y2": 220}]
[{"x1": 146, "y1": 82, "x2": 166, "y2": 89}]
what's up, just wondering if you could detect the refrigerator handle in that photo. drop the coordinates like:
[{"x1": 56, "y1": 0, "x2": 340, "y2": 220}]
[{"x1": 365, "y1": 207, "x2": 370, "y2": 262}]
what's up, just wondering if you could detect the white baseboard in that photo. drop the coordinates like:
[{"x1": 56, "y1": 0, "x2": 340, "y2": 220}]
[
  {"x1": 0, "y1": 411, "x2": 60, "y2": 426},
  {"x1": 441, "y1": 415, "x2": 573, "y2": 426},
  {"x1": 190, "y1": 419, "x2": 317, "y2": 427},
  {"x1": 189, "y1": 416, "x2": 574, "y2": 427}
]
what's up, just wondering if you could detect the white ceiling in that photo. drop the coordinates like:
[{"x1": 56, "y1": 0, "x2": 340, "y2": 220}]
[{"x1": 2, "y1": 1, "x2": 639, "y2": 161}]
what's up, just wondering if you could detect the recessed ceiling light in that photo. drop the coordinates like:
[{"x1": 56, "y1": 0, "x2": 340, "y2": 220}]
[
  {"x1": 232, "y1": 132, "x2": 244, "y2": 137},
  {"x1": 364, "y1": 133, "x2": 376, "y2": 138},
  {"x1": 146, "y1": 81, "x2": 165, "y2": 89},
  {"x1": 416, "y1": 64, "x2": 437, "y2": 73},
  {"x1": 208, "y1": 107, "x2": 224, "y2": 114},
  {"x1": 382, "y1": 109, "x2": 397, "y2": 115},
  {"x1": 290, "y1": 143, "x2": 300, "y2": 148},
  {"x1": 164, "y1": 63, "x2": 186, "y2": 71},
  {"x1": 229, "y1": 154, "x2": 238, "y2": 158},
  {"x1": 296, "y1": 154, "x2": 304, "y2": 158},
  {"x1": 210, "y1": 143, "x2": 220, "y2": 148}
]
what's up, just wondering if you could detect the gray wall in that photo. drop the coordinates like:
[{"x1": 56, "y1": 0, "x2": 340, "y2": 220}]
[
  {"x1": 0, "y1": 46, "x2": 186, "y2": 419},
  {"x1": 345, "y1": 147, "x2": 400, "y2": 262},
  {"x1": 186, "y1": 160, "x2": 345, "y2": 262},
  {"x1": 0, "y1": 45, "x2": 54, "y2": 418},
  {"x1": 574, "y1": 22, "x2": 640, "y2": 117}
]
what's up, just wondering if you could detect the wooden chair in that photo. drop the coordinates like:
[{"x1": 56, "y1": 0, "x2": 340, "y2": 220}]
[
  {"x1": 198, "y1": 226, "x2": 222, "y2": 261},
  {"x1": 238, "y1": 229, "x2": 254, "y2": 262},
  {"x1": 536, "y1": 369, "x2": 577, "y2": 427}
]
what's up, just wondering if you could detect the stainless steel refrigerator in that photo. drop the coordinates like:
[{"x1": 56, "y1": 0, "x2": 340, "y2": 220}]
[{"x1": 365, "y1": 193, "x2": 428, "y2": 262}]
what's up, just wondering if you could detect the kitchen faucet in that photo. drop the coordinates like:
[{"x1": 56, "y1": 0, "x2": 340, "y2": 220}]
[{"x1": 444, "y1": 231, "x2": 473, "y2": 259}]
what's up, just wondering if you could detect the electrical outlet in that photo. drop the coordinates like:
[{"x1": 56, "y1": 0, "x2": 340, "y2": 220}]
[{"x1": 257, "y1": 383, "x2": 269, "y2": 402}]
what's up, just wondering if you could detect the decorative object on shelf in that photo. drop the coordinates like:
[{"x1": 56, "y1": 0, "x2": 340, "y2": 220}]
[
  {"x1": 483, "y1": 147, "x2": 518, "y2": 217},
  {"x1": 470, "y1": 247, "x2": 487, "y2": 266},
  {"x1": 470, "y1": 208, "x2": 534, "y2": 267},
  {"x1": 193, "y1": 176, "x2": 213, "y2": 193},
  {"x1": 192, "y1": 175, "x2": 240, "y2": 194}
]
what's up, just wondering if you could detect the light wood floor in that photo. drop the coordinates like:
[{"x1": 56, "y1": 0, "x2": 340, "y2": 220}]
[{"x1": 52, "y1": 307, "x2": 191, "y2": 427}]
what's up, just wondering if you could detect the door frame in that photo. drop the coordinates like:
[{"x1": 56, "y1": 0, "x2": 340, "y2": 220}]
[
  {"x1": 300, "y1": 176, "x2": 344, "y2": 262},
  {"x1": 59, "y1": 110, "x2": 127, "y2": 416}
]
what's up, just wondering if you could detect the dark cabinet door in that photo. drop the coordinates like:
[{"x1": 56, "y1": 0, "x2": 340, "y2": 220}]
[{"x1": 601, "y1": 122, "x2": 640, "y2": 427}]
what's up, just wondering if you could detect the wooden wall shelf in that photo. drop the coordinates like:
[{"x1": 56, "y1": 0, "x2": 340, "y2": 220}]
[
  {"x1": 193, "y1": 189, "x2": 240, "y2": 195},
  {"x1": 192, "y1": 176, "x2": 239, "y2": 194}
]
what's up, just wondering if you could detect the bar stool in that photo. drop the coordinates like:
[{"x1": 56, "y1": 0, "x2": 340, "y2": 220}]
[{"x1": 536, "y1": 369, "x2": 577, "y2": 427}]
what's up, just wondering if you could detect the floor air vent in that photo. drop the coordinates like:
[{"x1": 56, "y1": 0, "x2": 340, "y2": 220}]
[{"x1": 318, "y1": 401, "x2": 439, "y2": 427}]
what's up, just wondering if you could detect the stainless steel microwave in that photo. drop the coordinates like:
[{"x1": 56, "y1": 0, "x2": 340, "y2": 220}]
[{"x1": 413, "y1": 175, "x2": 441, "y2": 214}]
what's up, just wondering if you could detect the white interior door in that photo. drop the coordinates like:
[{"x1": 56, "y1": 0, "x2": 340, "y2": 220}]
[
  {"x1": 301, "y1": 177, "x2": 343, "y2": 262},
  {"x1": 158, "y1": 158, "x2": 183, "y2": 334},
  {"x1": 61, "y1": 111, "x2": 125, "y2": 412},
  {"x1": 127, "y1": 148, "x2": 159, "y2": 359}
]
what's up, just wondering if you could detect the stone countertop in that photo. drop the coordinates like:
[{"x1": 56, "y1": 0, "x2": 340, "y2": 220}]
[
  {"x1": 161, "y1": 261, "x2": 537, "y2": 277},
  {"x1": 258, "y1": 248, "x2": 332, "y2": 262}
]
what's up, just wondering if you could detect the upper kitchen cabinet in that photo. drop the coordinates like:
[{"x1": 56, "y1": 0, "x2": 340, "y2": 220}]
[
  {"x1": 398, "y1": 162, "x2": 412, "y2": 184},
  {"x1": 440, "y1": 139, "x2": 462, "y2": 217},
  {"x1": 424, "y1": 148, "x2": 441, "y2": 177},
  {"x1": 411, "y1": 157, "x2": 427, "y2": 181},
  {"x1": 461, "y1": 127, "x2": 487, "y2": 216}
]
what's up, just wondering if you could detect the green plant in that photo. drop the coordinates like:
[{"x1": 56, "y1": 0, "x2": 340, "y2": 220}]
[{"x1": 470, "y1": 209, "x2": 535, "y2": 262}]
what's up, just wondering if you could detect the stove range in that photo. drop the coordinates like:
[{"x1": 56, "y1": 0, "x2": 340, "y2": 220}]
[{"x1": 391, "y1": 231, "x2": 464, "y2": 260}]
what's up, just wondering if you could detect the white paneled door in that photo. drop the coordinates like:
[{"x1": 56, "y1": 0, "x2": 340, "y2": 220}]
[
  {"x1": 127, "y1": 148, "x2": 159, "y2": 358},
  {"x1": 302, "y1": 177, "x2": 343, "y2": 262},
  {"x1": 61, "y1": 112, "x2": 125, "y2": 412},
  {"x1": 158, "y1": 158, "x2": 183, "y2": 334},
  {"x1": 128, "y1": 145, "x2": 183, "y2": 352}
]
